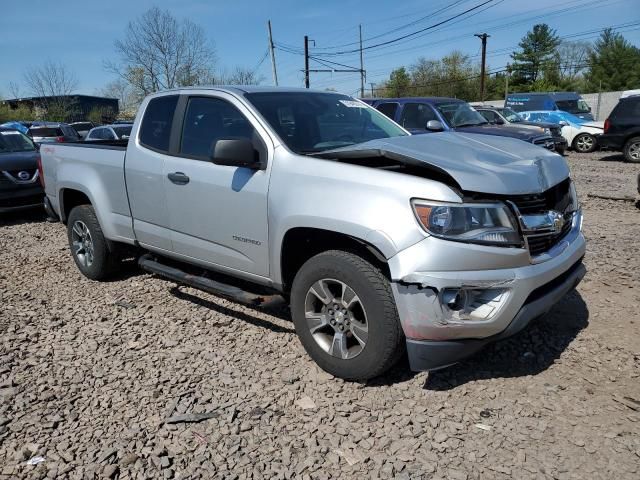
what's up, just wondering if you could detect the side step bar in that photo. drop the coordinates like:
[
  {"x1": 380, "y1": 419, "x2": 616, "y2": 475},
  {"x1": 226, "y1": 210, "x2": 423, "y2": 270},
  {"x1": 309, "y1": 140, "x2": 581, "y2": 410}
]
[{"x1": 138, "y1": 254, "x2": 284, "y2": 308}]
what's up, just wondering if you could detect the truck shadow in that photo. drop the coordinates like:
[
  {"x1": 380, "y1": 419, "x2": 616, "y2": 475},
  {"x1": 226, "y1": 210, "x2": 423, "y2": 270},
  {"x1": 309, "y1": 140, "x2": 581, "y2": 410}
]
[
  {"x1": 168, "y1": 286, "x2": 295, "y2": 334},
  {"x1": 597, "y1": 153, "x2": 626, "y2": 163},
  {"x1": 0, "y1": 208, "x2": 47, "y2": 227},
  {"x1": 420, "y1": 290, "x2": 589, "y2": 391}
]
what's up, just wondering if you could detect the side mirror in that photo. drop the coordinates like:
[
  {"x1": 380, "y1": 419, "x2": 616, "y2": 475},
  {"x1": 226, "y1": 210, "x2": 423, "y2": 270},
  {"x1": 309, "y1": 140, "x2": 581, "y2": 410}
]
[
  {"x1": 211, "y1": 138, "x2": 264, "y2": 169},
  {"x1": 426, "y1": 120, "x2": 444, "y2": 132}
]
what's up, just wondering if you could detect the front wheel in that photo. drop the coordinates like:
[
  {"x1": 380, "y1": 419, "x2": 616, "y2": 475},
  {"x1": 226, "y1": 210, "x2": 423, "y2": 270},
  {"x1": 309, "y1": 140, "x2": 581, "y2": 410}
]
[
  {"x1": 573, "y1": 133, "x2": 597, "y2": 153},
  {"x1": 623, "y1": 136, "x2": 640, "y2": 163},
  {"x1": 67, "y1": 205, "x2": 119, "y2": 280},
  {"x1": 290, "y1": 250, "x2": 405, "y2": 381}
]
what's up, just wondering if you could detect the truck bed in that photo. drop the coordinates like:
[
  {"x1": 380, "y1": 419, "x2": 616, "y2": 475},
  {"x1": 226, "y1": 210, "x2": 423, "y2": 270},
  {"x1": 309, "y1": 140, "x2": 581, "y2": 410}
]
[{"x1": 40, "y1": 140, "x2": 135, "y2": 243}]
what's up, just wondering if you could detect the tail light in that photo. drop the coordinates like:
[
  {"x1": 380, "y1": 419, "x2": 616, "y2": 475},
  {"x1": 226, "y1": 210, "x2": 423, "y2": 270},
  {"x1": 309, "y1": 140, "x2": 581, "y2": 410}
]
[
  {"x1": 604, "y1": 118, "x2": 610, "y2": 133},
  {"x1": 36, "y1": 153, "x2": 45, "y2": 188},
  {"x1": 55, "y1": 136, "x2": 65, "y2": 142}
]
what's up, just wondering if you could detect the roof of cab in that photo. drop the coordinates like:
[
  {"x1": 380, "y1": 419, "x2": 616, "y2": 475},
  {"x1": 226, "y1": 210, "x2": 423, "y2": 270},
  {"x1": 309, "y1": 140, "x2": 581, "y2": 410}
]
[{"x1": 158, "y1": 85, "x2": 341, "y2": 95}]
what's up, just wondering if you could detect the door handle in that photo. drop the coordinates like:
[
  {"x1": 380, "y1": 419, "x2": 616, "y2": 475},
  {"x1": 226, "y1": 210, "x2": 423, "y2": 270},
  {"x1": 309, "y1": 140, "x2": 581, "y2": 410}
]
[{"x1": 168, "y1": 172, "x2": 190, "y2": 185}]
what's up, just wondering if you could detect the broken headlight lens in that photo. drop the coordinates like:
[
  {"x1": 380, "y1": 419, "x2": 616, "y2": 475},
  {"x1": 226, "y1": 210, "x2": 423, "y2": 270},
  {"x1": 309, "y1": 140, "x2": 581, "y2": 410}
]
[{"x1": 412, "y1": 200, "x2": 522, "y2": 246}]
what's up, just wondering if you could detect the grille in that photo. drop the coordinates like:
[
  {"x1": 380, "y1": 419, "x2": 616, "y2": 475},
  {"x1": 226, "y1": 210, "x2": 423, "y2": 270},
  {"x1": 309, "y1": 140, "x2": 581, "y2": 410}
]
[
  {"x1": 526, "y1": 216, "x2": 572, "y2": 256},
  {"x1": 533, "y1": 137, "x2": 554, "y2": 150},
  {"x1": 502, "y1": 179, "x2": 573, "y2": 257},
  {"x1": 508, "y1": 179, "x2": 571, "y2": 214},
  {"x1": 550, "y1": 127, "x2": 561, "y2": 137}
]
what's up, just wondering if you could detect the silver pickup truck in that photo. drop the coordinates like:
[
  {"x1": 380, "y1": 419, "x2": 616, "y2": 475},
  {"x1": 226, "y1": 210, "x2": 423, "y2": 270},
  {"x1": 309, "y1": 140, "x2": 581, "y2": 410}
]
[{"x1": 40, "y1": 86, "x2": 586, "y2": 380}]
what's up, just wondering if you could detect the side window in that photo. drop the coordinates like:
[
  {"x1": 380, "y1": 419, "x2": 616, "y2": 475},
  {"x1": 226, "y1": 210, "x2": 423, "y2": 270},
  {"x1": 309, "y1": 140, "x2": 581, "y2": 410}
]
[
  {"x1": 139, "y1": 95, "x2": 179, "y2": 153},
  {"x1": 180, "y1": 97, "x2": 255, "y2": 159},
  {"x1": 88, "y1": 128, "x2": 100, "y2": 140},
  {"x1": 478, "y1": 110, "x2": 493, "y2": 122},
  {"x1": 376, "y1": 102, "x2": 399, "y2": 119},
  {"x1": 400, "y1": 103, "x2": 437, "y2": 129}
]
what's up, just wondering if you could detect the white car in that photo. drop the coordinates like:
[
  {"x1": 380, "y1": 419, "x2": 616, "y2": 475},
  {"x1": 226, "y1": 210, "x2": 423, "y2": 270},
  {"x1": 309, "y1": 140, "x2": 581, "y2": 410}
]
[
  {"x1": 85, "y1": 125, "x2": 132, "y2": 141},
  {"x1": 519, "y1": 110, "x2": 604, "y2": 153}
]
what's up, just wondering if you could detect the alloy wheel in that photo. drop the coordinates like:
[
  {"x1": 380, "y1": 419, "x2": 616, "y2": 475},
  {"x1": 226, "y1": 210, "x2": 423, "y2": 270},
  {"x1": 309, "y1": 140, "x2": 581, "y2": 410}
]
[
  {"x1": 304, "y1": 278, "x2": 368, "y2": 359},
  {"x1": 71, "y1": 220, "x2": 94, "y2": 267},
  {"x1": 576, "y1": 134, "x2": 594, "y2": 152}
]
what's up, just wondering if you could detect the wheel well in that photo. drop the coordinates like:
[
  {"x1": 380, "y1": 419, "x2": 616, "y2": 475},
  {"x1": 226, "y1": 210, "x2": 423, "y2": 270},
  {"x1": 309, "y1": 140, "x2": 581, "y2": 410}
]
[
  {"x1": 280, "y1": 227, "x2": 390, "y2": 292},
  {"x1": 60, "y1": 189, "x2": 91, "y2": 223}
]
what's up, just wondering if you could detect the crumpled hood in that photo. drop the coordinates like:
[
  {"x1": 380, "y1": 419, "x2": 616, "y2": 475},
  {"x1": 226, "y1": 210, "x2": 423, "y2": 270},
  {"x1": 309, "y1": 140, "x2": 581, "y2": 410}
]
[{"x1": 319, "y1": 132, "x2": 570, "y2": 195}]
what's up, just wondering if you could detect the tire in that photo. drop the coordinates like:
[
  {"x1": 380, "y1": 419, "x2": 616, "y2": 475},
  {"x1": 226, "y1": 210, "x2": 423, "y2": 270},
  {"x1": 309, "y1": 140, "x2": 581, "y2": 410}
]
[
  {"x1": 67, "y1": 205, "x2": 118, "y2": 280},
  {"x1": 623, "y1": 136, "x2": 640, "y2": 163},
  {"x1": 572, "y1": 133, "x2": 597, "y2": 153},
  {"x1": 290, "y1": 250, "x2": 405, "y2": 381}
]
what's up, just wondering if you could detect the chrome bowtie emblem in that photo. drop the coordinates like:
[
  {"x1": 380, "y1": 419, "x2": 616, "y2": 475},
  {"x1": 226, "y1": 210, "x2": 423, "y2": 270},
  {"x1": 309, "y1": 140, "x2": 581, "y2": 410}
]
[
  {"x1": 17, "y1": 171, "x2": 30, "y2": 180},
  {"x1": 549, "y1": 211, "x2": 565, "y2": 233}
]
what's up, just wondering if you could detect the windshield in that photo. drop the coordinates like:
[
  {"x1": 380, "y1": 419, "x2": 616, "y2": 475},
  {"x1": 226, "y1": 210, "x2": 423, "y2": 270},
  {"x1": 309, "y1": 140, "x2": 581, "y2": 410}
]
[
  {"x1": 244, "y1": 92, "x2": 407, "y2": 153},
  {"x1": 434, "y1": 102, "x2": 488, "y2": 128},
  {"x1": 112, "y1": 126, "x2": 132, "y2": 138},
  {"x1": 29, "y1": 127, "x2": 62, "y2": 138},
  {"x1": 555, "y1": 99, "x2": 590, "y2": 114},
  {"x1": 501, "y1": 107, "x2": 524, "y2": 122},
  {"x1": 0, "y1": 130, "x2": 37, "y2": 152}
]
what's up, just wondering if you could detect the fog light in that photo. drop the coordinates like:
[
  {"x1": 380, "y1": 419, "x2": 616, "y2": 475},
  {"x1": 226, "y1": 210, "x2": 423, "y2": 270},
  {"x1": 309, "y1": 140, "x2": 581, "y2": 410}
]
[
  {"x1": 441, "y1": 288, "x2": 466, "y2": 311},
  {"x1": 439, "y1": 288, "x2": 508, "y2": 322}
]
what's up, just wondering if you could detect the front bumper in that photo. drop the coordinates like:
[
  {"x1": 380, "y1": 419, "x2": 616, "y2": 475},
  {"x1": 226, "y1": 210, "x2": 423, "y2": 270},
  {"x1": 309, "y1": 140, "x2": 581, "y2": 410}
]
[
  {"x1": 553, "y1": 136, "x2": 568, "y2": 153},
  {"x1": 0, "y1": 185, "x2": 44, "y2": 213},
  {"x1": 389, "y1": 211, "x2": 586, "y2": 371}
]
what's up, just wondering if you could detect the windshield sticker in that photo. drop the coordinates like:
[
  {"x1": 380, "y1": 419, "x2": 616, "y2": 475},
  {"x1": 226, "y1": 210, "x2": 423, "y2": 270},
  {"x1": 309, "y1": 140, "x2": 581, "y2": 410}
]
[
  {"x1": 0, "y1": 131, "x2": 21, "y2": 135},
  {"x1": 339, "y1": 100, "x2": 365, "y2": 108}
]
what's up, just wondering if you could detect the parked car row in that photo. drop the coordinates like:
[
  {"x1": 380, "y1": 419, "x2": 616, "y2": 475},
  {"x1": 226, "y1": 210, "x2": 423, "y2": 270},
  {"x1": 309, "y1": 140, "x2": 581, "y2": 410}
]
[{"x1": 362, "y1": 97, "x2": 559, "y2": 153}]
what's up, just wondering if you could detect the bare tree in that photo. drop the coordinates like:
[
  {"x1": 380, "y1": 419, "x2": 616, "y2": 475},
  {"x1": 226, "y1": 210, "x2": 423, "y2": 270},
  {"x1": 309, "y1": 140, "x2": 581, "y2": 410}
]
[
  {"x1": 24, "y1": 61, "x2": 78, "y2": 98},
  {"x1": 99, "y1": 79, "x2": 137, "y2": 115},
  {"x1": 556, "y1": 40, "x2": 590, "y2": 81},
  {"x1": 107, "y1": 7, "x2": 216, "y2": 98},
  {"x1": 23, "y1": 61, "x2": 78, "y2": 120},
  {"x1": 8, "y1": 81, "x2": 22, "y2": 99},
  {"x1": 215, "y1": 66, "x2": 264, "y2": 85}
]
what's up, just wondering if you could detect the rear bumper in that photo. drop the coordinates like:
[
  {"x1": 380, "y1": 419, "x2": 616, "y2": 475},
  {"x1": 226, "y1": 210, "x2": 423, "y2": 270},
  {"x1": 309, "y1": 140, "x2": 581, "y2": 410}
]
[
  {"x1": 405, "y1": 259, "x2": 586, "y2": 371},
  {"x1": 597, "y1": 133, "x2": 625, "y2": 151}
]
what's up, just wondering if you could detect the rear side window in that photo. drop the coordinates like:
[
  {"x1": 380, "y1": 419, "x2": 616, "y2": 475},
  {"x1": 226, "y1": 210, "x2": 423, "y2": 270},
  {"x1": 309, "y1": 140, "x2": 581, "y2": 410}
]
[
  {"x1": 612, "y1": 98, "x2": 640, "y2": 119},
  {"x1": 400, "y1": 103, "x2": 438, "y2": 129},
  {"x1": 376, "y1": 102, "x2": 399, "y2": 119},
  {"x1": 139, "y1": 95, "x2": 178, "y2": 153},
  {"x1": 478, "y1": 110, "x2": 498, "y2": 122}
]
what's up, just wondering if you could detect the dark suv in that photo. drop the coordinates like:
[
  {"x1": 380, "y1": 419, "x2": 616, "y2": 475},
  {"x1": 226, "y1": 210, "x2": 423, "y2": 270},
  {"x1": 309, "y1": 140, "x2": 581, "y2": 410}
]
[
  {"x1": 0, "y1": 127, "x2": 43, "y2": 213},
  {"x1": 599, "y1": 95, "x2": 640, "y2": 162}
]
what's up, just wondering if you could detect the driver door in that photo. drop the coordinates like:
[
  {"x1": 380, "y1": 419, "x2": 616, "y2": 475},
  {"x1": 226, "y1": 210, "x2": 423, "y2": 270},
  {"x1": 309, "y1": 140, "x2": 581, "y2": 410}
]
[{"x1": 163, "y1": 93, "x2": 271, "y2": 277}]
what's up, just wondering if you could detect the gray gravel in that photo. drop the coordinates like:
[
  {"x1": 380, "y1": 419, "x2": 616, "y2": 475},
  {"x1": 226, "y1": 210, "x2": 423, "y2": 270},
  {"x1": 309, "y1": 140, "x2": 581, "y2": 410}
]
[{"x1": 1, "y1": 151, "x2": 639, "y2": 479}]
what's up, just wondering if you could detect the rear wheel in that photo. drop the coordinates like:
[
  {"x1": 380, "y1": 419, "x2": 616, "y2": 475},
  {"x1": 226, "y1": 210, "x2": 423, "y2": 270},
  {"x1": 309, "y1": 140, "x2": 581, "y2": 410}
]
[
  {"x1": 573, "y1": 133, "x2": 597, "y2": 153},
  {"x1": 290, "y1": 250, "x2": 404, "y2": 381},
  {"x1": 67, "y1": 205, "x2": 119, "y2": 280},
  {"x1": 623, "y1": 136, "x2": 640, "y2": 163}
]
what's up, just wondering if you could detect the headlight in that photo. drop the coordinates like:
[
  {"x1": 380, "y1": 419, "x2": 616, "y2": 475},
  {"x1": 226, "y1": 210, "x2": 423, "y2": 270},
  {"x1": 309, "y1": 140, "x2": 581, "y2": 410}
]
[
  {"x1": 412, "y1": 200, "x2": 522, "y2": 246},
  {"x1": 544, "y1": 127, "x2": 551, "y2": 135},
  {"x1": 569, "y1": 181, "x2": 579, "y2": 211}
]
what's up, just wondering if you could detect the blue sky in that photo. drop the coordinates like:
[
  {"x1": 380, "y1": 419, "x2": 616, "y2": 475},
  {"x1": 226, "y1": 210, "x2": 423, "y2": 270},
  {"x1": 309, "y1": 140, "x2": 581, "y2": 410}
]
[{"x1": 2, "y1": 0, "x2": 639, "y2": 98}]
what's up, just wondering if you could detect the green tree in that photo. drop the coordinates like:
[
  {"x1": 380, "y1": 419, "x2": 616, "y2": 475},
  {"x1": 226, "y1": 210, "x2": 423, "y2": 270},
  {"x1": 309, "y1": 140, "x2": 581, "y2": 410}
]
[
  {"x1": 586, "y1": 29, "x2": 640, "y2": 91},
  {"x1": 385, "y1": 67, "x2": 411, "y2": 97},
  {"x1": 511, "y1": 24, "x2": 560, "y2": 86},
  {"x1": 409, "y1": 52, "x2": 481, "y2": 100}
]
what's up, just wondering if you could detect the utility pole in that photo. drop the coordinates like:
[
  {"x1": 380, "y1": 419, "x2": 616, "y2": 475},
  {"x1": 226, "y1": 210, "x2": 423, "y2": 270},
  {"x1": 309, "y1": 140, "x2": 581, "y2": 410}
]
[
  {"x1": 474, "y1": 33, "x2": 490, "y2": 101},
  {"x1": 304, "y1": 35, "x2": 310, "y2": 88},
  {"x1": 505, "y1": 63, "x2": 510, "y2": 99},
  {"x1": 359, "y1": 24, "x2": 365, "y2": 98},
  {"x1": 370, "y1": 82, "x2": 375, "y2": 97},
  {"x1": 267, "y1": 20, "x2": 278, "y2": 86}
]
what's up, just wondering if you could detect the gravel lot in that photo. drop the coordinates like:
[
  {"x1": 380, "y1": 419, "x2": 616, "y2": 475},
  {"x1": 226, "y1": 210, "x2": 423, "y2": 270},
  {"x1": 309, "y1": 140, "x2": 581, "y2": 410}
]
[{"x1": 1, "y1": 151, "x2": 639, "y2": 480}]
